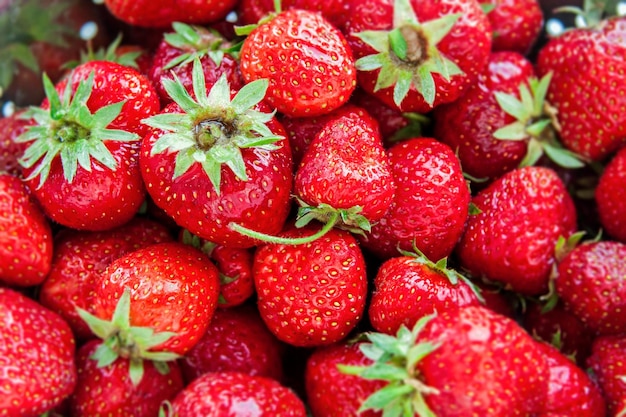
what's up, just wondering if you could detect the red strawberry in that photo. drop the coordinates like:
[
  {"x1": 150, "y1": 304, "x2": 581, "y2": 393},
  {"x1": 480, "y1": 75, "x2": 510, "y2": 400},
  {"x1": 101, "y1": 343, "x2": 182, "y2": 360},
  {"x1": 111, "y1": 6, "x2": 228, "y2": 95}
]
[
  {"x1": 38, "y1": 217, "x2": 173, "y2": 340},
  {"x1": 0, "y1": 110, "x2": 30, "y2": 176},
  {"x1": 239, "y1": 8, "x2": 356, "y2": 117},
  {"x1": 359, "y1": 137, "x2": 470, "y2": 262},
  {"x1": 596, "y1": 146, "x2": 626, "y2": 243},
  {"x1": 18, "y1": 60, "x2": 160, "y2": 231},
  {"x1": 456, "y1": 166, "x2": 577, "y2": 295},
  {"x1": 486, "y1": 0, "x2": 544, "y2": 55},
  {"x1": 345, "y1": 0, "x2": 492, "y2": 113},
  {"x1": 168, "y1": 371, "x2": 307, "y2": 416},
  {"x1": 69, "y1": 339, "x2": 184, "y2": 417},
  {"x1": 253, "y1": 226, "x2": 368, "y2": 347},
  {"x1": 536, "y1": 15, "x2": 626, "y2": 161},
  {"x1": 0, "y1": 287, "x2": 77, "y2": 416},
  {"x1": 587, "y1": 334, "x2": 626, "y2": 416},
  {"x1": 179, "y1": 305, "x2": 285, "y2": 383},
  {"x1": 141, "y1": 59, "x2": 293, "y2": 248},
  {"x1": 0, "y1": 172, "x2": 52, "y2": 287}
]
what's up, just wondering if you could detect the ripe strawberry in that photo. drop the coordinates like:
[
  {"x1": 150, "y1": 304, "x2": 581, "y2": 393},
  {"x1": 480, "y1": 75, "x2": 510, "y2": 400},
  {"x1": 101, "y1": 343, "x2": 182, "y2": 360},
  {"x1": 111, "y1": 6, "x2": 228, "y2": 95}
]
[
  {"x1": 359, "y1": 137, "x2": 470, "y2": 262},
  {"x1": 253, "y1": 226, "x2": 368, "y2": 347},
  {"x1": 179, "y1": 305, "x2": 286, "y2": 383},
  {"x1": 141, "y1": 59, "x2": 293, "y2": 248},
  {"x1": 587, "y1": 334, "x2": 626, "y2": 416},
  {"x1": 0, "y1": 110, "x2": 30, "y2": 176},
  {"x1": 239, "y1": 8, "x2": 356, "y2": 117},
  {"x1": 555, "y1": 240, "x2": 626, "y2": 335},
  {"x1": 38, "y1": 217, "x2": 173, "y2": 340},
  {"x1": 596, "y1": 146, "x2": 626, "y2": 242},
  {"x1": 345, "y1": 0, "x2": 492, "y2": 113},
  {"x1": 18, "y1": 60, "x2": 160, "y2": 231},
  {"x1": 536, "y1": 15, "x2": 626, "y2": 161},
  {"x1": 0, "y1": 287, "x2": 77, "y2": 416},
  {"x1": 486, "y1": 0, "x2": 544, "y2": 55},
  {"x1": 69, "y1": 339, "x2": 184, "y2": 417},
  {"x1": 0, "y1": 172, "x2": 52, "y2": 287},
  {"x1": 168, "y1": 371, "x2": 307, "y2": 416},
  {"x1": 456, "y1": 166, "x2": 577, "y2": 295}
]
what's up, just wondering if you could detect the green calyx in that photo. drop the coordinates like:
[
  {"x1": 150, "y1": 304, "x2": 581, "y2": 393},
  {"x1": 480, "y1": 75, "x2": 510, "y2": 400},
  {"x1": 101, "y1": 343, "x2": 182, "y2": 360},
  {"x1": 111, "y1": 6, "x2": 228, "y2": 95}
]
[
  {"x1": 354, "y1": 0, "x2": 464, "y2": 107},
  {"x1": 65, "y1": 33, "x2": 142, "y2": 70},
  {"x1": 77, "y1": 288, "x2": 181, "y2": 386},
  {"x1": 16, "y1": 71, "x2": 139, "y2": 188},
  {"x1": 338, "y1": 315, "x2": 441, "y2": 417},
  {"x1": 493, "y1": 72, "x2": 586, "y2": 169},
  {"x1": 555, "y1": 0, "x2": 623, "y2": 29},
  {"x1": 141, "y1": 58, "x2": 282, "y2": 196}
]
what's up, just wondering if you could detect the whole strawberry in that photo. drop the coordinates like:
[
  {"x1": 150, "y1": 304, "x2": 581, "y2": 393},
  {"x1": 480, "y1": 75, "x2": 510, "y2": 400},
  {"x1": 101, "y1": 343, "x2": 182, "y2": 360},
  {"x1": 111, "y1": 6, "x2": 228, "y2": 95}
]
[
  {"x1": 587, "y1": 334, "x2": 626, "y2": 416},
  {"x1": 596, "y1": 146, "x2": 626, "y2": 242},
  {"x1": 0, "y1": 287, "x2": 77, "y2": 416},
  {"x1": 486, "y1": 0, "x2": 543, "y2": 55}
]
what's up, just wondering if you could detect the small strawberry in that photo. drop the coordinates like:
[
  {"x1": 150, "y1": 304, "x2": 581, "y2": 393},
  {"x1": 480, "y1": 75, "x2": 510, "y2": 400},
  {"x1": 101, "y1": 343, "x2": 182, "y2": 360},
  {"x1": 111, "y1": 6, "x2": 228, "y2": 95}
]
[
  {"x1": 486, "y1": 0, "x2": 544, "y2": 55},
  {"x1": 0, "y1": 287, "x2": 77, "y2": 416},
  {"x1": 0, "y1": 172, "x2": 53, "y2": 287},
  {"x1": 0, "y1": 110, "x2": 30, "y2": 176},
  {"x1": 587, "y1": 334, "x2": 626, "y2": 416},
  {"x1": 238, "y1": 7, "x2": 356, "y2": 117},
  {"x1": 596, "y1": 146, "x2": 626, "y2": 243}
]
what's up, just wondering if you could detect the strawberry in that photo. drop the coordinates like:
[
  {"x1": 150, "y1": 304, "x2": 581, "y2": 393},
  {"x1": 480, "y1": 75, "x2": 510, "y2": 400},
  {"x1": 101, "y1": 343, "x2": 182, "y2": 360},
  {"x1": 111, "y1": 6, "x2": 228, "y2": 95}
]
[
  {"x1": 0, "y1": 172, "x2": 52, "y2": 287},
  {"x1": 17, "y1": 60, "x2": 160, "y2": 231},
  {"x1": 38, "y1": 217, "x2": 173, "y2": 340},
  {"x1": 167, "y1": 371, "x2": 307, "y2": 416},
  {"x1": 179, "y1": 305, "x2": 286, "y2": 383},
  {"x1": 359, "y1": 137, "x2": 470, "y2": 262},
  {"x1": 587, "y1": 334, "x2": 626, "y2": 416},
  {"x1": 596, "y1": 146, "x2": 626, "y2": 243},
  {"x1": 239, "y1": 8, "x2": 357, "y2": 117},
  {"x1": 555, "y1": 240, "x2": 626, "y2": 335},
  {"x1": 486, "y1": 0, "x2": 544, "y2": 55},
  {"x1": 0, "y1": 287, "x2": 77, "y2": 416},
  {"x1": 253, "y1": 225, "x2": 368, "y2": 347},
  {"x1": 536, "y1": 15, "x2": 626, "y2": 161},
  {"x1": 140, "y1": 59, "x2": 293, "y2": 248},
  {"x1": 456, "y1": 166, "x2": 577, "y2": 295},
  {"x1": 69, "y1": 339, "x2": 184, "y2": 417},
  {"x1": 0, "y1": 110, "x2": 30, "y2": 176},
  {"x1": 345, "y1": 0, "x2": 492, "y2": 113}
]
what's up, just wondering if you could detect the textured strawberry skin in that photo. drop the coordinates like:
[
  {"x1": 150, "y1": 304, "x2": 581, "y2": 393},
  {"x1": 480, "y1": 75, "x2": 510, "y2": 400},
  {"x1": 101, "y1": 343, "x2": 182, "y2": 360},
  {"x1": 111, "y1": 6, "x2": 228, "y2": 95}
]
[
  {"x1": 596, "y1": 146, "x2": 626, "y2": 243},
  {"x1": 587, "y1": 334, "x2": 626, "y2": 416},
  {"x1": 487, "y1": 0, "x2": 543, "y2": 55},
  {"x1": 0, "y1": 112, "x2": 30, "y2": 176}
]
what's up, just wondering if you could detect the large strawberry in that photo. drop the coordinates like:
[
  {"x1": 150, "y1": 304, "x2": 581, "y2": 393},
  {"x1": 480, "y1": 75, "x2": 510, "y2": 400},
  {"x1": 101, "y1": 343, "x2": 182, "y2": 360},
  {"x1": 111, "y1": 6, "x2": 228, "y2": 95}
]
[
  {"x1": 17, "y1": 60, "x2": 160, "y2": 231},
  {"x1": 587, "y1": 334, "x2": 626, "y2": 416},
  {"x1": 486, "y1": 0, "x2": 544, "y2": 55},
  {"x1": 0, "y1": 172, "x2": 53, "y2": 287},
  {"x1": 596, "y1": 146, "x2": 626, "y2": 242},
  {"x1": 345, "y1": 0, "x2": 492, "y2": 113},
  {"x1": 141, "y1": 59, "x2": 293, "y2": 248},
  {"x1": 0, "y1": 287, "x2": 77, "y2": 416}
]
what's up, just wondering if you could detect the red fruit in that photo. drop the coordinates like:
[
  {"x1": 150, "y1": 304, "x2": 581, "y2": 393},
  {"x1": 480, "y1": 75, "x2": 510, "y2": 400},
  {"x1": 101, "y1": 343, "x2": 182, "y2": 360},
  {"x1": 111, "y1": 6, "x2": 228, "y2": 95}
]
[
  {"x1": 0, "y1": 172, "x2": 53, "y2": 287},
  {"x1": 0, "y1": 110, "x2": 30, "y2": 176},
  {"x1": 456, "y1": 166, "x2": 577, "y2": 295},
  {"x1": 239, "y1": 9, "x2": 356, "y2": 117},
  {"x1": 359, "y1": 137, "x2": 470, "y2": 262},
  {"x1": 596, "y1": 146, "x2": 626, "y2": 243},
  {"x1": 0, "y1": 287, "x2": 77, "y2": 416},
  {"x1": 179, "y1": 305, "x2": 285, "y2": 383},
  {"x1": 555, "y1": 240, "x2": 626, "y2": 335},
  {"x1": 486, "y1": 0, "x2": 543, "y2": 55},
  {"x1": 253, "y1": 226, "x2": 368, "y2": 347},
  {"x1": 587, "y1": 334, "x2": 626, "y2": 416},
  {"x1": 69, "y1": 339, "x2": 184, "y2": 417}
]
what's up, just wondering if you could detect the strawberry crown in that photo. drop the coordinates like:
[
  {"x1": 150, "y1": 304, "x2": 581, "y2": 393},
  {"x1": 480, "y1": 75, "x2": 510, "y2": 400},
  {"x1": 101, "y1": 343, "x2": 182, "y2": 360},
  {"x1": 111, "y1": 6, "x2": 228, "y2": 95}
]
[{"x1": 64, "y1": 33, "x2": 142, "y2": 70}]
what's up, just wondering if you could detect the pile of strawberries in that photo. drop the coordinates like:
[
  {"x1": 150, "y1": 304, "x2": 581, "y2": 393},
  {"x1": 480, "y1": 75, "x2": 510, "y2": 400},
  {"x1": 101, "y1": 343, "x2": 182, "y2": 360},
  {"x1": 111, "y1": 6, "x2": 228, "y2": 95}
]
[{"x1": 2, "y1": 0, "x2": 626, "y2": 415}]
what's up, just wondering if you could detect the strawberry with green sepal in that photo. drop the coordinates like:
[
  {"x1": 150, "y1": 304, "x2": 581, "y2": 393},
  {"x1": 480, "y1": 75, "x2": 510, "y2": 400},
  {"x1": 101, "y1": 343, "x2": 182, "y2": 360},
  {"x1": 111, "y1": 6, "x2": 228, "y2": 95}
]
[
  {"x1": 345, "y1": 0, "x2": 492, "y2": 113},
  {"x1": 0, "y1": 287, "x2": 77, "y2": 416},
  {"x1": 141, "y1": 59, "x2": 293, "y2": 248},
  {"x1": 587, "y1": 334, "x2": 626, "y2": 416},
  {"x1": 596, "y1": 146, "x2": 626, "y2": 243},
  {"x1": 0, "y1": 172, "x2": 53, "y2": 287},
  {"x1": 486, "y1": 0, "x2": 544, "y2": 55}
]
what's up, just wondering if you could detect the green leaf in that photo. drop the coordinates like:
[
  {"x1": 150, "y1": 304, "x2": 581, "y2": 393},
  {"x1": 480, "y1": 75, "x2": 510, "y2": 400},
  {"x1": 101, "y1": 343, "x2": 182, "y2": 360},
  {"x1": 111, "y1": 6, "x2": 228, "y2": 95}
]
[
  {"x1": 141, "y1": 351, "x2": 182, "y2": 362},
  {"x1": 231, "y1": 79, "x2": 269, "y2": 114},
  {"x1": 406, "y1": 342, "x2": 438, "y2": 370},
  {"x1": 414, "y1": 65, "x2": 436, "y2": 106},
  {"x1": 213, "y1": 144, "x2": 248, "y2": 182},
  {"x1": 76, "y1": 306, "x2": 118, "y2": 340},
  {"x1": 542, "y1": 142, "x2": 586, "y2": 169},
  {"x1": 42, "y1": 73, "x2": 63, "y2": 120},
  {"x1": 153, "y1": 361, "x2": 171, "y2": 376},
  {"x1": 201, "y1": 157, "x2": 223, "y2": 195},
  {"x1": 162, "y1": 75, "x2": 198, "y2": 114},
  {"x1": 173, "y1": 148, "x2": 196, "y2": 179},
  {"x1": 142, "y1": 113, "x2": 190, "y2": 131},
  {"x1": 88, "y1": 140, "x2": 118, "y2": 171},
  {"x1": 355, "y1": 30, "x2": 390, "y2": 53},
  {"x1": 394, "y1": 71, "x2": 413, "y2": 108},
  {"x1": 234, "y1": 24, "x2": 258, "y2": 37},
  {"x1": 367, "y1": 332, "x2": 408, "y2": 357},
  {"x1": 421, "y1": 13, "x2": 461, "y2": 46},
  {"x1": 360, "y1": 384, "x2": 414, "y2": 412},
  {"x1": 480, "y1": 3, "x2": 496, "y2": 13},
  {"x1": 91, "y1": 342, "x2": 119, "y2": 368},
  {"x1": 392, "y1": 0, "x2": 420, "y2": 27},
  {"x1": 129, "y1": 359, "x2": 145, "y2": 386},
  {"x1": 494, "y1": 91, "x2": 527, "y2": 121},
  {"x1": 388, "y1": 28, "x2": 408, "y2": 60},
  {"x1": 95, "y1": 128, "x2": 140, "y2": 142},
  {"x1": 206, "y1": 72, "x2": 231, "y2": 109},
  {"x1": 93, "y1": 101, "x2": 125, "y2": 127},
  {"x1": 191, "y1": 58, "x2": 209, "y2": 104},
  {"x1": 360, "y1": 363, "x2": 410, "y2": 381},
  {"x1": 519, "y1": 137, "x2": 544, "y2": 167},
  {"x1": 111, "y1": 288, "x2": 132, "y2": 330},
  {"x1": 355, "y1": 53, "x2": 387, "y2": 72},
  {"x1": 60, "y1": 144, "x2": 79, "y2": 183},
  {"x1": 375, "y1": 64, "x2": 400, "y2": 92},
  {"x1": 6, "y1": 42, "x2": 39, "y2": 73},
  {"x1": 493, "y1": 122, "x2": 528, "y2": 141},
  {"x1": 172, "y1": 22, "x2": 201, "y2": 46},
  {"x1": 532, "y1": 72, "x2": 553, "y2": 115}
]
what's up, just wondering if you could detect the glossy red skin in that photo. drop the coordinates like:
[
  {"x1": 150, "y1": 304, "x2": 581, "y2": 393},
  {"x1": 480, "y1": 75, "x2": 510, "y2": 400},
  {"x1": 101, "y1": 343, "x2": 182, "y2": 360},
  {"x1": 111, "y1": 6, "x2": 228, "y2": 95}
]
[
  {"x1": 418, "y1": 306, "x2": 548, "y2": 416},
  {"x1": 457, "y1": 166, "x2": 577, "y2": 296},
  {"x1": 92, "y1": 242, "x2": 221, "y2": 355},
  {"x1": 359, "y1": 138, "x2": 470, "y2": 262},
  {"x1": 305, "y1": 341, "x2": 386, "y2": 417},
  {"x1": 368, "y1": 256, "x2": 480, "y2": 335},
  {"x1": 345, "y1": 0, "x2": 492, "y2": 113},
  {"x1": 487, "y1": 0, "x2": 543, "y2": 55},
  {"x1": 295, "y1": 107, "x2": 395, "y2": 222},
  {"x1": 210, "y1": 245, "x2": 255, "y2": 307},
  {"x1": 254, "y1": 226, "x2": 368, "y2": 347},
  {"x1": 237, "y1": 0, "x2": 352, "y2": 31},
  {"x1": 434, "y1": 51, "x2": 535, "y2": 181},
  {"x1": 0, "y1": 111, "x2": 30, "y2": 176},
  {"x1": 555, "y1": 241, "x2": 626, "y2": 336},
  {"x1": 240, "y1": 9, "x2": 357, "y2": 117},
  {"x1": 0, "y1": 287, "x2": 77, "y2": 417},
  {"x1": 596, "y1": 146, "x2": 626, "y2": 243},
  {"x1": 70, "y1": 339, "x2": 184, "y2": 417},
  {"x1": 179, "y1": 305, "x2": 285, "y2": 383},
  {"x1": 0, "y1": 173, "x2": 53, "y2": 287},
  {"x1": 141, "y1": 102, "x2": 293, "y2": 249},
  {"x1": 587, "y1": 334, "x2": 626, "y2": 416},
  {"x1": 536, "y1": 16, "x2": 626, "y2": 161},
  {"x1": 39, "y1": 217, "x2": 173, "y2": 340}
]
